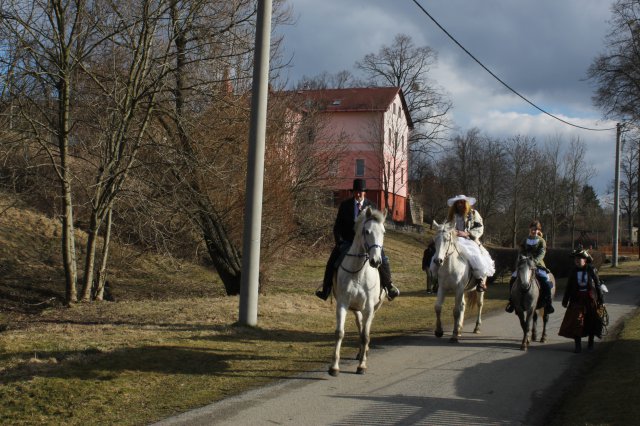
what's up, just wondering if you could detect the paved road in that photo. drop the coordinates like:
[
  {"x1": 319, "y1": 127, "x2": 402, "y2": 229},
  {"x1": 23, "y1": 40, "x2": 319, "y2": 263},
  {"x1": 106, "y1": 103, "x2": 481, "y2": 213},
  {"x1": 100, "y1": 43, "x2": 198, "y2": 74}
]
[{"x1": 155, "y1": 275, "x2": 639, "y2": 426}]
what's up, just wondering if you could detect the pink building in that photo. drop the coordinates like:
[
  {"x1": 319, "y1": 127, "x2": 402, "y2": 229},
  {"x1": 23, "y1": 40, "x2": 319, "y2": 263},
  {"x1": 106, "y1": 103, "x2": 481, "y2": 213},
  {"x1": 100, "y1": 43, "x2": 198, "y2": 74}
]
[{"x1": 290, "y1": 87, "x2": 413, "y2": 222}]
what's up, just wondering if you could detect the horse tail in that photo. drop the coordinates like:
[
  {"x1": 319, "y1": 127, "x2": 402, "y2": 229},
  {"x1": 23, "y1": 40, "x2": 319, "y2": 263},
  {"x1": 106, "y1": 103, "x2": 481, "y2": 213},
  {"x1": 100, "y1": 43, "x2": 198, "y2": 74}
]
[{"x1": 465, "y1": 290, "x2": 479, "y2": 312}]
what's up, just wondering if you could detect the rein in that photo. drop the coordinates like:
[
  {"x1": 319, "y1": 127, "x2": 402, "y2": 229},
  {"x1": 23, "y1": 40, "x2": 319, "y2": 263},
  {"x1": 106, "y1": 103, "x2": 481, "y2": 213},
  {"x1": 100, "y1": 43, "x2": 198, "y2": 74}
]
[
  {"x1": 517, "y1": 261, "x2": 536, "y2": 292},
  {"x1": 435, "y1": 229, "x2": 460, "y2": 263},
  {"x1": 340, "y1": 217, "x2": 383, "y2": 275}
]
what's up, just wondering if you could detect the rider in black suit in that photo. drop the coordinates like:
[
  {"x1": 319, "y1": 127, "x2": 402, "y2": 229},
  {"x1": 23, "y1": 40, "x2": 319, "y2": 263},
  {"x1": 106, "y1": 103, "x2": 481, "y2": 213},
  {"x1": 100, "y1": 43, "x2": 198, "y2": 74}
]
[{"x1": 316, "y1": 178, "x2": 400, "y2": 301}]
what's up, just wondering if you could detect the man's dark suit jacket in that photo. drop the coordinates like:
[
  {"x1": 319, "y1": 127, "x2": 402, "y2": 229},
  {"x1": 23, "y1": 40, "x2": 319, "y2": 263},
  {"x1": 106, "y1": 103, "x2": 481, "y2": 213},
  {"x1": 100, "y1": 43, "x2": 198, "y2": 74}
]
[{"x1": 333, "y1": 197, "x2": 376, "y2": 245}]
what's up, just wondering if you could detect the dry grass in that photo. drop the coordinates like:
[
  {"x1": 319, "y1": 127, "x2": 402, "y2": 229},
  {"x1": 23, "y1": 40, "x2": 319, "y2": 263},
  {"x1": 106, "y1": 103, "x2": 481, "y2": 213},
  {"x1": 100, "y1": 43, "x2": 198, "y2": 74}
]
[
  {"x1": 3, "y1": 198, "x2": 506, "y2": 425},
  {"x1": 1, "y1": 192, "x2": 638, "y2": 425},
  {"x1": 547, "y1": 259, "x2": 640, "y2": 425}
]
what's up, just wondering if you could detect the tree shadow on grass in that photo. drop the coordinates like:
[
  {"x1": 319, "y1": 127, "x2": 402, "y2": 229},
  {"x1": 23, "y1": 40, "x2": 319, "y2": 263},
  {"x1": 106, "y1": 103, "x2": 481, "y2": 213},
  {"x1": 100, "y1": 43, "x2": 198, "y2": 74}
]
[{"x1": 0, "y1": 343, "x2": 314, "y2": 385}]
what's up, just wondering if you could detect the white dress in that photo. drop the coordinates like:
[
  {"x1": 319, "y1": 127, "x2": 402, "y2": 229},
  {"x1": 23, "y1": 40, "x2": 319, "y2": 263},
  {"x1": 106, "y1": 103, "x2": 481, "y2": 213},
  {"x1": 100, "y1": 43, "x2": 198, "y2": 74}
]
[
  {"x1": 454, "y1": 214, "x2": 495, "y2": 279},
  {"x1": 429, "y1": 211, "x2": 495, "y2": 279}
]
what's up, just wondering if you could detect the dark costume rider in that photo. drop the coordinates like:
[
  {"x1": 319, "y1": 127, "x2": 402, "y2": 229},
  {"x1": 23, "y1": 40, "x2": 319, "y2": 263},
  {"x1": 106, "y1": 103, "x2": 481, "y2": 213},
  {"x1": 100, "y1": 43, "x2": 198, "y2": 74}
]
[{"x1": 316, "y1": 178, "x2": 400, "y2": 301}]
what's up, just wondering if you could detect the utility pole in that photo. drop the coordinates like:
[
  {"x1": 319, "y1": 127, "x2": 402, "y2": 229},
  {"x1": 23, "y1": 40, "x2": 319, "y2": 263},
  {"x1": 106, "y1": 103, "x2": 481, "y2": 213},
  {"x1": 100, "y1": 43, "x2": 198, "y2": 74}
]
[
  {"x1": 612, "y1": 123, "x2": 621, "y2": 267},
  {"x1": 239, "y1": 0, "x2": 272, "y2": 326}
]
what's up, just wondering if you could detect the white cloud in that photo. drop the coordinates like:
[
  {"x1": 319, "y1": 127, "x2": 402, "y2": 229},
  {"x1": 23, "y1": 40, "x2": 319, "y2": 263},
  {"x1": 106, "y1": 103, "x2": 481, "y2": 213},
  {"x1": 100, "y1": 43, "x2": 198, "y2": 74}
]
[{"x1": 278, "y1": 0, "x2": 620, "y2": 196}]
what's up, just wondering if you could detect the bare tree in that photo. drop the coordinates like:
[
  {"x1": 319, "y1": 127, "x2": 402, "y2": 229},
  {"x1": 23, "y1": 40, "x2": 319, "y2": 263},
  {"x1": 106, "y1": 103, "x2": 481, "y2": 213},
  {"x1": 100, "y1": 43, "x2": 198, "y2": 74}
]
[
  {"x1": 563, "y1": 137, "x2": 595, "y2": 249},
  {"x1": 620, "y1": 134, "x2": 639, "y2": 243},
  {"x1": 0, "y1": 0, "x2": 104, "y2": 303},
  {"x1": 461, "y1": 131, "x2": 508, "y2": 222},
  {"x1": 356, "y1": 34, "x2": 452, "y2": 156},
  {"x1": 361, "y1": 101, "x2": 410, "y2": 220},
  {"x1": 541, "y1": 137, "x2": 566, "y2": 247},
  {"x1": 588, "y1": 0, "x2": 640, "y2": 125},
  {"x1": 504, "y1": 136, "x2": 537, "y2": 247},
  {"x1": 294, "y1": 70, "x2": 360, "y2": 90},
  {"x1": 76, "y1": 0, "x2": 174, "y2": 301}
]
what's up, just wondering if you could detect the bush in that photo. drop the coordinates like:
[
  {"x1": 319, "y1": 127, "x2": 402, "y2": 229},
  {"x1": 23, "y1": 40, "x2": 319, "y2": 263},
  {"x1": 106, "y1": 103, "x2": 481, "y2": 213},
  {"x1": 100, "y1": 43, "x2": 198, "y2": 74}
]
[{"x1": 486, "y1": 247, "x2": 605, "y2": 279}]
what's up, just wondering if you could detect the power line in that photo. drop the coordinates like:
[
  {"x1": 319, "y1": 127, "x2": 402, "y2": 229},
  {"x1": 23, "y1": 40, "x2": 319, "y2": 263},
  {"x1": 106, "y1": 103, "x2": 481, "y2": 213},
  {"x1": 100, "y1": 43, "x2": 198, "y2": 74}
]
[{"x1": 411, "y1": 0, "x2": 616, "y2": 132}]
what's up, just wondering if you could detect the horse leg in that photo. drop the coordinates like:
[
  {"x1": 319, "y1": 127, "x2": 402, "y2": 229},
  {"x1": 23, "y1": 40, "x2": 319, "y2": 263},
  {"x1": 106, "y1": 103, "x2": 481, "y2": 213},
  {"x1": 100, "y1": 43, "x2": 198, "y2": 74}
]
[
  {"x1": 330, "y1": 305, "x2": 348, "y2": 376},
  {"x1": 356, "y1": 310, "x2": 374, "y2": 374},
  {"x1": 473, "y1": 292, "x2": 484, "y2": 334},
  {"x1": 516, "y1": 311, "x2": 527, "y2": 350},
  {"x1": 354, "y1": 311, "x2": 364, "y2": 360},
  {"x1": 521, "y1": 311, "x2": 533, "y2": 351},
  {"x1": 540, "y1": 312, "x2": 549, "y2": 343},
  {"x1": 531, "y1": 311, "x2": 538, "y2": 342},
  {"x1": 434, "y1": 289, "x2": 444, "y2": 338},
  {"x1": 450, "y1": 292, "x2": 465, "y2": 342}
]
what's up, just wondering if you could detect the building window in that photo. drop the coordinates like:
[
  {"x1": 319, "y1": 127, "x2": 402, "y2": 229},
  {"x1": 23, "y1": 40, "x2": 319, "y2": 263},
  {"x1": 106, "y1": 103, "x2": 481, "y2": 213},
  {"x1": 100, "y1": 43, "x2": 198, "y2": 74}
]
[
  {"x1": 393, "y1": 103, "x2": 396, "y2": 115},
  {"x1": 328, "y1": 159, "x2": 339, "y2": 176},
  {"x1": 401, "y1": 167, "x2": 404, "y2": 184},
  {"x1": 355, "y1": 159, "x2": 365, "y2": 176}
]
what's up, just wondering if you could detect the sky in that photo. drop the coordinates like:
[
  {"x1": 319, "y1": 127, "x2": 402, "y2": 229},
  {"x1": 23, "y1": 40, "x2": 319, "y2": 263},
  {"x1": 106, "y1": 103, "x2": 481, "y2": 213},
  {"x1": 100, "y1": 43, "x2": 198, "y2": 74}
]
[{"x1": 275, "y1": 0, "x2": 621, "y2": 200}]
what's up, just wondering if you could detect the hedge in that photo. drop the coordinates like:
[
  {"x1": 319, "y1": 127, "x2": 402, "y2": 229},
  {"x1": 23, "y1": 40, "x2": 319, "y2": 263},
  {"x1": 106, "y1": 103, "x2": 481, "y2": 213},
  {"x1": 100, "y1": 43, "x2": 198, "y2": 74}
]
[{"x1": 486, "y1": 246, "x2": 605, "y2": 282}]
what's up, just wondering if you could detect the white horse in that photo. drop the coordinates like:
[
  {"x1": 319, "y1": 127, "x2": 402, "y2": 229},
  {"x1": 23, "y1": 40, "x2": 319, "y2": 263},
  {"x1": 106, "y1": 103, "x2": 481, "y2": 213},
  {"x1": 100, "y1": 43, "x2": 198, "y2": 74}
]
[
  {"x1": 431, "y1": 220, "x2": 485, "y2": 343},
  {"x1": 511, "y1": 255, "x2": 556, "y2": 350},
  {"x1": 329, "y1": 207, "x2": 386, "y2": 376}
]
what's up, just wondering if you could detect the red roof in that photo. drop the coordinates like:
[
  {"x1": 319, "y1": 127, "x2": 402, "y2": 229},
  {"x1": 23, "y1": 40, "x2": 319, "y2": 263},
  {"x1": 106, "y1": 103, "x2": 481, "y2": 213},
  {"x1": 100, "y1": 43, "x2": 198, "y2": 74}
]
[{"x1": 285, "y1": 87, "x2": 413, "y2": 128}]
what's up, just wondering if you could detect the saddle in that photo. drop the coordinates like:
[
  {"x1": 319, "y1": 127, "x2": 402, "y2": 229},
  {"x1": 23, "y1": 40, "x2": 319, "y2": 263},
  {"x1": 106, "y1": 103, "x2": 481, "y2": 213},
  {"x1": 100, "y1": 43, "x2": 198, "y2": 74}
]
[{"x1": 333, "y1": 241, "x2": 352, "y2": 269}]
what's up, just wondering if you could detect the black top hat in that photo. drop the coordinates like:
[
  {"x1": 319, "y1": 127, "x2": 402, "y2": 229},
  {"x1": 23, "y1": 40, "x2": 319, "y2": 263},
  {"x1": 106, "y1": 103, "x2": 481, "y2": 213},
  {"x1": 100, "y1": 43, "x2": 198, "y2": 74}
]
[{"x1": 352, "y1": 178, "x2": 366, "y2": 192}]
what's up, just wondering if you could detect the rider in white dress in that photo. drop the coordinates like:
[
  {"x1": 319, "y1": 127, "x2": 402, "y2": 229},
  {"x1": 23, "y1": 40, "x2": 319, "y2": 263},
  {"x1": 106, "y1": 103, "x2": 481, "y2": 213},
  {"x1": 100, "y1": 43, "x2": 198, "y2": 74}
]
[{"x1": 431, "y1": 194, "x2": 495, "y2": 292}]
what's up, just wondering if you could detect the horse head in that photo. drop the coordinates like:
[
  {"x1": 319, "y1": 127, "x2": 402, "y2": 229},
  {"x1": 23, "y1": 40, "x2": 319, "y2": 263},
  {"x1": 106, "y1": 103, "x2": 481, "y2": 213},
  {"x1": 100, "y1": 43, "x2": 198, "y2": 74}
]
[
  {"x1": 432, "y1": 220, "x2": 455, "y2": 266},
  {"x1": 358, "y1": 207, "x2": 385, "y2": 268},
  {"x1": 516, "y1": 255, "x2": 536, "y2": 287}
]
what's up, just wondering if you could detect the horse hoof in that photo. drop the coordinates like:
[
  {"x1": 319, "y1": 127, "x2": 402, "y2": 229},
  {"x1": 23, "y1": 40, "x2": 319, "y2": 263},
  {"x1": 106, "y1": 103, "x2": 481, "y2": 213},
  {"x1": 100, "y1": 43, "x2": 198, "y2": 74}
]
[
  {"x1": 473, "y1": 328, "x2": 480, "y2": 334},
  {"x1": 449, "y1": 337, "x2": 459, "y2": 343},
  {"x1": 435, "y1": 330, "x2": 444, "y2": 338},
  {"x1": 540, "y1": 337, "x2": 546, "y2": 343},
  {"x1": 328, "y1": 368, "x2": 339, "y2": 377},
  {"x1": 520, "y1": 345, "x2": 527, "y2": 351},
  {"x1": 356, "y1": 367, "x2": 366, "y2": 375}
]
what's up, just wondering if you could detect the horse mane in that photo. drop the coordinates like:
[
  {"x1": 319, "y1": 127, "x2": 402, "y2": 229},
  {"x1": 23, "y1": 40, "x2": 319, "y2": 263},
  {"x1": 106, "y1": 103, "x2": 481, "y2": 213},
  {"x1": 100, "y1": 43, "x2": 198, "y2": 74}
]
[
  {"x1": 355, "y1": 207, "x2": 385, "y2": 229},
  {"x1": 353, "y1": 207, "x2": 384, "y2": 243}
]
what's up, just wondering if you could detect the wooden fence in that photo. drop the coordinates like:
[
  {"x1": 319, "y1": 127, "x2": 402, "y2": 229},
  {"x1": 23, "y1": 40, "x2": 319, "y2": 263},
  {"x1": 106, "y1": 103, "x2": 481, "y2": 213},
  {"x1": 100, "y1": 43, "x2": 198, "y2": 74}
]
[{"x1": 598, "y1": 244, "x2": 639, "y2": 256}]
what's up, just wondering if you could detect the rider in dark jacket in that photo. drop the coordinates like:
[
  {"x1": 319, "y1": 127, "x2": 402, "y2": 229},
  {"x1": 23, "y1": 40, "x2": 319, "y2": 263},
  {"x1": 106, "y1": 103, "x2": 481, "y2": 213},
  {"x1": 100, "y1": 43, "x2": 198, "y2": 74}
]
[{"x1": 315, "y1": 179, "x2": 400, "y2": 301}]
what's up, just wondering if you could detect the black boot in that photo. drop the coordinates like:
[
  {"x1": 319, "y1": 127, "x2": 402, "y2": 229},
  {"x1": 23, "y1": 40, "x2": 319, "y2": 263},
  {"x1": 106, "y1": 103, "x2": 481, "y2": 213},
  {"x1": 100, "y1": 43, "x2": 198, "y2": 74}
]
[
  {"x1": 574, "y1": 338, "x2": 582, "y2": 353},
  {"x1": 315, "y1": 287, "x2": 331, "y2": 301},
  {"x1": 540, "y1": 276, "x2": 554, "y2": 314},
  {"x1": 380, "y1": 254, "x2": 399, "y2": 301},
  {"x1": 386, "y1": 283, "x2": 400, "y2": 300},
  {"x1": 505, "y1": 276, "x2": 516, "y2": 312},
  {"x1": 317, "y1": 248, "x2": 339, "y2": 301}
]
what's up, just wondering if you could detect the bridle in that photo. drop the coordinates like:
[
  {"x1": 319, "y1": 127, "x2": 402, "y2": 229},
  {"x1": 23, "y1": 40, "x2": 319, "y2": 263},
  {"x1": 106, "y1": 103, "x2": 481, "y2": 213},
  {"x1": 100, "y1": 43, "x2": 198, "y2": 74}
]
[
  {"x1": 434, "y1": 227, "x2": 460, "y2": 264},
  {"x1": 517, "y1": 257, "x2": 537, "y2": 292},
  {"x1": 340, "y1": 217, "x2": 384, "y2": 274}
]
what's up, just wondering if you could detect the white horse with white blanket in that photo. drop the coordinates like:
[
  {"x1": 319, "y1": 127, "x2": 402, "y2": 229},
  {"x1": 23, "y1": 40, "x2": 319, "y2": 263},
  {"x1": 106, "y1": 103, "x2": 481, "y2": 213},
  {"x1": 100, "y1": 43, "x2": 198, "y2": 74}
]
[
  {"x1": 329, "y1": 207, "x2": 386, "y2": 376},
  {"x1": 431, "y1": 220, "x2": 485, "y2": 342}
]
